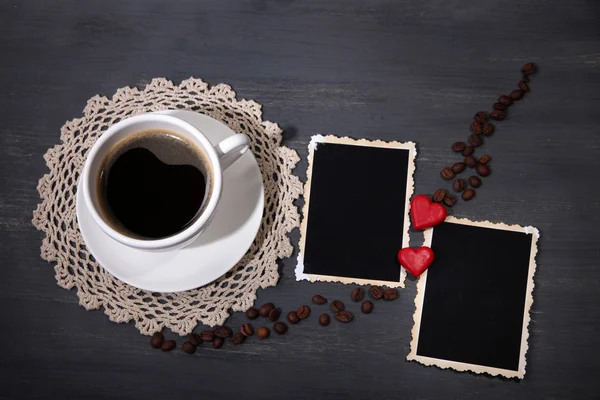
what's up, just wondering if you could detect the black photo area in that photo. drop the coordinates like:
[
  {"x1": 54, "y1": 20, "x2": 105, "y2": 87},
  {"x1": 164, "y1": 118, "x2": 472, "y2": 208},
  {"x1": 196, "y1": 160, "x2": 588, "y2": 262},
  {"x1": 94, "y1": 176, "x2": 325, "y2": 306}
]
[
  {"x1": 303, "y1": 142, "x2": 410, "y2": 282},
  {"x1": 417, "y1": 222, "x2": 533, "y2": 371}
]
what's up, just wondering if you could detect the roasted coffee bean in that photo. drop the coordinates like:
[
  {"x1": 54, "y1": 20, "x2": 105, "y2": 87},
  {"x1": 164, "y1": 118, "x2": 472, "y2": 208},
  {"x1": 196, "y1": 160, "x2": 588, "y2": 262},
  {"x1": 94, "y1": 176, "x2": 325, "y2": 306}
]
[
  {"x1": 335, "y1": 311, "x2": 354, "y2": 323},
  {"x1": 521, "y1": 74, "x2": 530, "y2": 83},
  {"x1": 493, "y1": 102, "x2": 507, "y2": 111},
  {"x1": 351, "y1": 287, "x2": 365, "y2": 302},
  {"x1": 469, "y1": 134, "x2": 483, "y2": 147},
  {"x1": 441, "y1": 168, "x2": 454, "y2": 180},
  {"x1": 462, "y1": 188, "x2": 476, "y2": 201},
  {"x1": 257, "y1": 327, "x2": 270, "y2": 339},
  {"x1": 273, "y1": 322, "x2": 288, "y2": 335},
  {"x1": 432, "y1": 189, "x2": 446, "y2": 203},
  {"x1": 214, "y1": 326, "x2": 233, "y2": 339},
  {"x1": 490, "y1": 110, "x2": 506, "y2": 121},
  {"x1": 297, "y1": 305, "x2": 311, "y2": 319},
  {"x1": 453, "y1": 179, "x2": 467, "y2": 193},
  {"x1": 518, "y1": 80, "x2": 530, "y2": 92},
  {"x1": 471, "y1": 121, "x2": 483, "y2": 135},
  {"x1": 452, "y1": 142, "x2": 466, "y2": 152},
  {"x1": 469, "y1": 175, "x2": 482, "y2": 188},
  {"x1": 521, "y1": 62, "x2": 536, "y2": 75},
  {"x1": 187, "y1": 334, "x2": 200, "y2": 346},
  {"x1": 151, "y1": 332, "x2": 164, "y2": 349},
  {"x1": 182, "y1": 341, "x2": 196, "y2": 354},
  {"x1": 200, "y1": 330, "x2": 214, "y2": 342},
  {"x1": 330, "y1": 300, "x2": 345, "y2": 312},
  {"x1": 361, "y1": 300, "x2": 374, "y2": 314},
  {"x1": 462, "y1": 146, "x2": 474, "y2": 157},
  {"x1": 482, "y1": 123, "x2": 494, "y2": 137},
  {"x1": 498, "y1": 95, "x2": 513, "y2": 106},
  {"x1": 287, "y1": 311, "x2": 300, "y2": 325},
  {"x1": 212, "y1": 337, "x2": 224, "y2": 349},
  {"x1": 268, "y1": 307, "x2": 282, "y2": 322},
  {"x1": 510, "y1": 89, "x2": 524, "y2": 101},
  {"x1": 319, "y1": 313, "x2": 331, "y2": 326},
  {"x1": 312, "y1": 295, "x2": 327, "y2": 305},
  {"x1": 476, "y1": 111, "x2": 489, "y2": 121},
  {"x1": 258, "y1": 303, "x2": 275, "y2": 317},
  {"x1": 443, "y1": 194, "x2": 457, "y2": 207},
  {"x1": 369, "y1": 285, "x2": 383, "y2": 300},
  {"x1": 240, "y1": 323, "x2": 254, "y2": 337},
  {"x1": 383, "y1": 288, "x2": 398, "y2": 300},
  {"x1": 473, "y1": 115, "x2": 486, "y2": 124},
  {"x1": 476, "y1": 163, "x2": 491, "y2": 177},
  {"x1": 231, "y1": 332, "x2": 245, "y2": 345},
  {"x1": 465, "y1": 155, "x2": 477, "y2": 168},
  {"x1": 479, "y1": 155, "x2": 491, "y2": 164},
  {"x1": 161, "y1": 340, "x2": 176, "y2": 352},
  {"x1": 245, "y1": 307, "x2": 259, "y2": 320},
  {"x1": 451, "y1": 162, "x2": 466, "y2": 174}
]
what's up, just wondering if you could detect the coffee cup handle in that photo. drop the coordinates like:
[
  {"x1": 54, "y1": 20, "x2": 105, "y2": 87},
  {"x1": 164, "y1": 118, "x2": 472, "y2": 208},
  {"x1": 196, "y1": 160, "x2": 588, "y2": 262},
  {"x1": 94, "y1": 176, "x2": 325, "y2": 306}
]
[{"x1": 214, "y1": 134, "x2": 251, "y2": 171}]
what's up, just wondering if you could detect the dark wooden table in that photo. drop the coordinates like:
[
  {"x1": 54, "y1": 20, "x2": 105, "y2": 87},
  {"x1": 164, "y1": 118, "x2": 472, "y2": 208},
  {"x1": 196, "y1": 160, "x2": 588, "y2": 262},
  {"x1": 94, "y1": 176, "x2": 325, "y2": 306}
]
[{"x1": 1, "y1": 1, "x2": 599, "y2": 399}]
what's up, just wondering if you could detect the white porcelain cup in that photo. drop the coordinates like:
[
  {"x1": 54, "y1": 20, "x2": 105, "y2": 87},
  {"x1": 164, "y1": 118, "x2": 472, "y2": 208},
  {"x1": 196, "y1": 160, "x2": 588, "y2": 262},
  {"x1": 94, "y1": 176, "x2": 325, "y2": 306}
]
[{"x1": 81, "y1": 113, "x2": 250, "y2": 251}]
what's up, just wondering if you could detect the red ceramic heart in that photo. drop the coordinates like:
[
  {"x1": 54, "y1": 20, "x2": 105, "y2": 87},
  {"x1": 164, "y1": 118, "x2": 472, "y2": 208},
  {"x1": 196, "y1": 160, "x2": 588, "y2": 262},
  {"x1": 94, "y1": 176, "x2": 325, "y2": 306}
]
[
  {"x1": 398, "y1": 246, "x2": 435, "y2": 277},
  {"x1": 410, "y1": 194, "x2": 447, "y2": 230}
]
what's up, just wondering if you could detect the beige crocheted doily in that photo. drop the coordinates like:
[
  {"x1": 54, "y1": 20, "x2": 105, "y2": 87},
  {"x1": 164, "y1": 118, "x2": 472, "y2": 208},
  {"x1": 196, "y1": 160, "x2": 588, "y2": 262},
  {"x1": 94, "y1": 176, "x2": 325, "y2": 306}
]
[{"x1": 32, "y1": 78, "x2": 302, "y2": 335}]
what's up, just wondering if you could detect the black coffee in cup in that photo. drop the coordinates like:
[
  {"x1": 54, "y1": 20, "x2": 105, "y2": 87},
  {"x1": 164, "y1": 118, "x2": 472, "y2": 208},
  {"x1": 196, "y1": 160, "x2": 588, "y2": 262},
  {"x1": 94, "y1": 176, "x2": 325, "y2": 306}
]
[{"x1": 96, "y1": 129, "x2": 213, "y2": 239}]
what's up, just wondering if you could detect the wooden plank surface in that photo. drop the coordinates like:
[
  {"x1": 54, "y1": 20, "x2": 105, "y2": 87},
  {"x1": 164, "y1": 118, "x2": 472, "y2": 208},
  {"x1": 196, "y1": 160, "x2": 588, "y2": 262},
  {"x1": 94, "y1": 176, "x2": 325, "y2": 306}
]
[{"x1": 1, "y1": 0, "x2": 599, "y2": 399}]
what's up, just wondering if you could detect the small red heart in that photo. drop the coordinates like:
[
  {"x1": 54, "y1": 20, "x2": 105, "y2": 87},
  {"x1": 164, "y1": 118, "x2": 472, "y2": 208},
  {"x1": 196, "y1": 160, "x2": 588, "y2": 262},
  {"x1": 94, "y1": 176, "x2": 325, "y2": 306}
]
[
  {"x1": 411, "y1": 194, "x2": 447, "y2": 230},
  {"x1": 398, "y1": 246, "x2": 435, "y2": 277}
]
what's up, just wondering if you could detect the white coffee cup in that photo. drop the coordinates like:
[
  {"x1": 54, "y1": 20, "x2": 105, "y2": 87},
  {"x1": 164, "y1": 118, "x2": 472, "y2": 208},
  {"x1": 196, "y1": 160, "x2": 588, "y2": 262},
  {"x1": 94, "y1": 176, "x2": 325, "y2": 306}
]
[{"x1": 81, "y1": 113, "x2": 250, "y2": 251}]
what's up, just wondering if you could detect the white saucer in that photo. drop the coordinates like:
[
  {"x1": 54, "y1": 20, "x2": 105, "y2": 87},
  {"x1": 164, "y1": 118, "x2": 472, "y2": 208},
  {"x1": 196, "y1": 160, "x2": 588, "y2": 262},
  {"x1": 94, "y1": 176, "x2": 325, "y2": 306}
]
[{"x1": 76, "y1": 110, "x2": 264, "y2": 292}]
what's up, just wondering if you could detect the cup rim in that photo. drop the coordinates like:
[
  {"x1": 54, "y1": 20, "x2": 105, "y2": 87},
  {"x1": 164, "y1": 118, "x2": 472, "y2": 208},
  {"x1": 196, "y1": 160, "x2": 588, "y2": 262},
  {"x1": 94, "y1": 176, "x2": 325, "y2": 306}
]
[{"x1": 81, "y1": 114, "x2": 223, "y2": 250}]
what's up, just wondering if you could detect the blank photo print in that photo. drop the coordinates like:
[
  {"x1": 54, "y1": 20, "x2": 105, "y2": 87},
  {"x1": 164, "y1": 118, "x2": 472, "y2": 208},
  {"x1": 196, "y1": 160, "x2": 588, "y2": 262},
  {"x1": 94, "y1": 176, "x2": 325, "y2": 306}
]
[
  {"x1": 295, "y1": 135, "x2": 416, "y2": 287},
  {"x1": 408, "y1": 217, "x2": 539, "y2": 378}
]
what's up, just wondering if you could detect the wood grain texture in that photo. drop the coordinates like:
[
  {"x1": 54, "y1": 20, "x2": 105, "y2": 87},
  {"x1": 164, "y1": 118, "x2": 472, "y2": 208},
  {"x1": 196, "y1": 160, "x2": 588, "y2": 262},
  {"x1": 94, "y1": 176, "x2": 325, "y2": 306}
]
[{"x1": 1, "y1": 0, "x2": 599, "y2": 399}]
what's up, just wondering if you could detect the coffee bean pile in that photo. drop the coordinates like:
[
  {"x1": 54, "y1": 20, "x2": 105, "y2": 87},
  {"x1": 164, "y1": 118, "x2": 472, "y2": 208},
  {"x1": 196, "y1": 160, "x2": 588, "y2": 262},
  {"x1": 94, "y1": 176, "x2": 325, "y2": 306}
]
[
  {"x1": 150, "y1": 285, "x2": 400, "y2": 353},
  {"x1": 436, "y1": 62, "x2": 537, "y2": 207}
]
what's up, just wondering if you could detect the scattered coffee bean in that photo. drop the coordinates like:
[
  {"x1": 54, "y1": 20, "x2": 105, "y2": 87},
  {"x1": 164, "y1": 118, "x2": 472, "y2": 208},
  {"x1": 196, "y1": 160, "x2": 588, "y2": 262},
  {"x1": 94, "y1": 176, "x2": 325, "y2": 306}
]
[
  {"x1": 212, "y1": 337, "x2": 224, "y2": 349},
  {"x1": 369, "y1": 285, "x2": 383, "y2": 300},
  {"x1": 200, "y1": 330, "x2": 215, "y2": 342},
  {"x1": 510, "y1": 89, "x2": 524, "y2": 101},
  {"x1": 453, "y1": 179, "x2": 467, "y2": 193},
  {"x1": 471, "y1": 121, "x2": 483, "y2": 135},
  {"x1": 319, "y1": 313, "x2": 331, "y2": 326},
  {"x1": 268, "y1": 307, "x2": 282, "y2": 322},
  {"x1": 498, "y1": 95, "x2": 513, "y2": 106},
  {"x1": 482, "y1": 123, "x2": 494, "y2": 137},
  {"x1": 151, "y1": 332, "x2": 164, "y2": 349},
  {"x1": 383, "y1": 288, "x2": 398, "y2": 300},
  {"x1": 432, "y1": 189, "x2": 446, "y2": 203},
  {"x1": 452, "y1": 142, "x2": 466, "y2": 152},
  {"x1": 182, "y1": 341, "x2": 196, "y2": 355},
  {"x1": 187, "y1": 334, "x2": 200, "y2": 346},
  {"x1": 240, "y1": 323, "x2": 254, "y2": 337},
  {"x1": 161, "y1": 340, "x2": 176, "y2": 352},
  {"x1": 475, "y1": 111, "x2": 489, "y2": 121},
  {"x1": 521, "y1": 74, "x2": 530, "y2": 83},
  {"x1": 258, "y1": 303, "x2": 275, "y2": 317},
  {"x1": 335, "y1": 311, "x2": 354, "y2": 323},
  {"x1": 257, "y1": 327, "x2": 270, "y2": 339},
  {"x1": 469, "y1": 134, "x2": 483, "y2": 147},
  {"x1": 273, "y1": 322, "x2": 288, "y2": 335},
  {"x1": 451, "y1": 162, "x2": 466, "y2": 174},
  {"x1": 245, "y1": 307, "x2": 259, "y2": 320},
  {"x1": 231, "y1": 332, "x2": 245, "y2": 345},
  {"x1": 476, "y1": 163, "x2": 491, "y2": 177},
  {"x1": 351, "y1": 287, "x2": 365, "y2": 302},
  {"x1": 443, "y1": 194, "x2": 457, "y2": 207},
  {"x1": 462, "y1": 188, "x2": 476, "y2": 201},
  {"x1": 490, "y1": 110, "x2": 506, "y2": 121},
  {"x1": 518, "y1": 80, "x2": 530, "y2": 92},
  {"x1": 441, "y1": 167, "x2": 454, "y2": 180},
  {"x1": 479, "y1": 155, "x2": 491, "y2": 164},
  {"x1": 462, "y1": 146, "x2": 474, "y2": 157},
  {"x1": 361, "y1": 300, "x2": 374, "y2": 314},
  {"x1": 297, "y1": 305, "x2": 311, "y2": 319},
  {"x1": 521, "y1": 62, "x2": 536, "y2": 75},
  {"x1": 287, "y1": 311, "x2": 300, "y2": 325},
  {"x1": 312, "y1": 295, "x2": 327, "y2": 305},
  {"x1": 493, "y1": 102, "x2": 507, "y2": 111},
  {"x1": 469, "y1": 175, "x2": 482, "y2": 188},
  {"x1": 214, "y1": 326, "x2": 233, "y2": 339},
  {"x1": 330, "y1": 300, "x2": 345, "y2": 312},
  {"x1": 465, "y1": 156, "x2": 477, "y2": 168}
]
